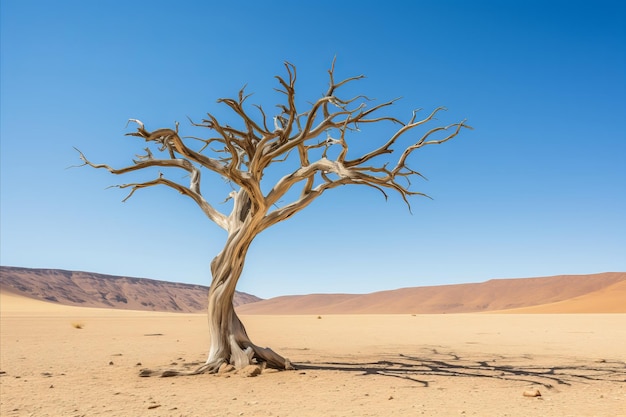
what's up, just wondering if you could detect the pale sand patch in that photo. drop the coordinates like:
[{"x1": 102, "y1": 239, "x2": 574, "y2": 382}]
[{"x1": 1, "y1": 292, "x2": 625, "y2": 416}]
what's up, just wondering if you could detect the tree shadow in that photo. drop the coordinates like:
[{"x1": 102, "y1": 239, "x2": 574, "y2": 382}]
[{"x1": 294, "y1": 350, "x2": 626, "y2": 389}]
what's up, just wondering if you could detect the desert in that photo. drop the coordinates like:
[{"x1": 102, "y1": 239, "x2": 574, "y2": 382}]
[
  {"x1": 3, "y1": 1, "x2": 626, "y2": 416},
  {"x1": 1, "y1": 269, "x2": 625, "y2": 416}
]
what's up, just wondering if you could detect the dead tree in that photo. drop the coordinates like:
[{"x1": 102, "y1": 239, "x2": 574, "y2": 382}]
[{"x1": 77, "y1": 60, "x2": 471, "y2": 374}]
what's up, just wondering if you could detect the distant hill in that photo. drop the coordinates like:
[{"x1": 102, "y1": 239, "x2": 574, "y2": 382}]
[
  {"x1": 3, "y1": 267, "x2": 624, "y2": 315},
  {"x1": 236, "y1": 273, "x2": 626, "y2": 314},
  {"x1": 0, "y1": 266, "x2": 261, "y2": 313}
]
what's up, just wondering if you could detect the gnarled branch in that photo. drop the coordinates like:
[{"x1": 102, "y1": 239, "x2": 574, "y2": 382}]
[
  {"x1": 79, "y1": 60, "x2": 470, "y2": 375},
  {"x1": 78, "y1": 60, "x2": 471, "y2": 246},
  {"x1": 75, "y1": 148, "x2": 229, "y2": 230}
]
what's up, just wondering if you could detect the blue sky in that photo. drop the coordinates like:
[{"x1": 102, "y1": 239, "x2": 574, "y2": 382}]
[{"x1": 1, "y1": 1, "x2": 625, "y2": 299}]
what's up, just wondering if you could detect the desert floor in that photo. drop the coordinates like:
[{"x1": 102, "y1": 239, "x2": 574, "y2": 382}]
[{"x1": 1, "y1": 291, "x2": 625, "y2": 417}]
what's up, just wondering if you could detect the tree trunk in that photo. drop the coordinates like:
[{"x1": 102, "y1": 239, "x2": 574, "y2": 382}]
[{"x1": 195, "y1": 226, "x2": 292, "y2": 374}]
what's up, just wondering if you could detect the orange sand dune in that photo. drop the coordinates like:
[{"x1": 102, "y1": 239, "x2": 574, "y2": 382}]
[
  {"x1": 237, "y1": 273, "x2": 626, "y2": 314},
  {"x1": 499, "y1": 280, "x2": 626, "y2": 313}
]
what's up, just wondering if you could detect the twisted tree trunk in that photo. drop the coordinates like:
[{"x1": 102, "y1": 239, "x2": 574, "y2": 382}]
[{"x1": 194, "y1": 220, "x2": 292, "y2": 374}]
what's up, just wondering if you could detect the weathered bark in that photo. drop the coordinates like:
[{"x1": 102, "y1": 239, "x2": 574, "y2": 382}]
[
  {"x1": 196, "y1": 225, "x2": 292, "y2": 373},
  {"x1": 142, "y1": 218, "x2": 292, "y2": 377}
]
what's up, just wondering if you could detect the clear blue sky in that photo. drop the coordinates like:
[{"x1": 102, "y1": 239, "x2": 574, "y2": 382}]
[{"x1": 1, "y1": 1, "x2": 625, "y2": 299}]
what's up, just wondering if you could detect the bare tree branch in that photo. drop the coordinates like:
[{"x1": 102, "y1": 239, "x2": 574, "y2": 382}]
[
  {"x1": 79, "y1": 60, "x2": 471, "y2": 374},
  {"x1": 75, "y1": 148, "x2": 229, "y2": 230}
]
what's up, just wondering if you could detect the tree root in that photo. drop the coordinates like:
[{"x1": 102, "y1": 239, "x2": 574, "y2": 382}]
[
  {"x1": 138, "y1": 341, "x2": 294, "y2": 377},
  {"x1": 138, "y1": 285, "x2": 294, "y2": 377},
  {"x1": 139, "y1": 360, "x2": 225, "y2": 377}
]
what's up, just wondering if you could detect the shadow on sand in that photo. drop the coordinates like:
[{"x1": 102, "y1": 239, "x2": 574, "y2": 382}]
[{"x1": 294, "y1": 350, "x2": 626, "y2": 389}]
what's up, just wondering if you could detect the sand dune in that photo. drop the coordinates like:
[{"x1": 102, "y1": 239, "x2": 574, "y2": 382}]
[
  {"x1": 0, "y1": 289, "x2": 74, "y2": 313},
  {"x1": 237, "y1": 273, "x2": 626, "y2": 314},
  {"x1": 0, "y1": 288, "x2": 160, "y2": 317},
  {"x1": 499, "y1": 279, "x2": 626, "y2": 313}
]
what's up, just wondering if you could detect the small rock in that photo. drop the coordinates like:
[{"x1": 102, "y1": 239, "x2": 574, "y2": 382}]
[
  {"x1": 139, "y1": 369, "x2": 153, "y2": 377},
  {"x1": 136, "y1": 362, "x2": 142, "y2": 366},
  {"x1": 388, "y1": 395, "x2": 394, "y2": 400},
  {"x1": 523, "y1": 389, "x2": 541, "y2": 397},
  {"x1": 238, "y1": 365, "x2": 262, "y2": 377},
  {"x1": 147, "y1": 404, "x2": 161, "y2": 409},
  {"x1": 108, "y1": 361, "x2": 114, "y2": 366},
  {"x1": 49, "y1": 385, "x2": 54, "y2": 388}
]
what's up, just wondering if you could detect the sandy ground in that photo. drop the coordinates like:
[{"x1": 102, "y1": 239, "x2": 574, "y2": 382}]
[{"x1": 1, "y1": 292, "x2": 625, "y2": 417}]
